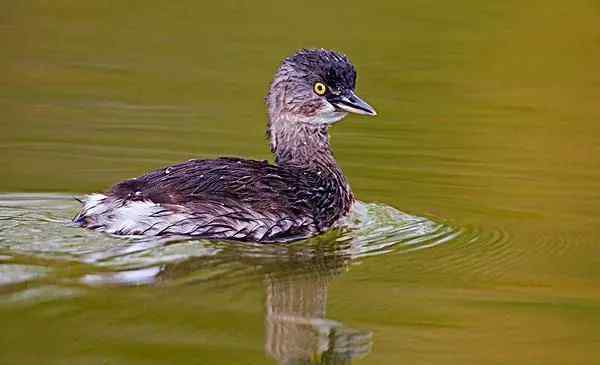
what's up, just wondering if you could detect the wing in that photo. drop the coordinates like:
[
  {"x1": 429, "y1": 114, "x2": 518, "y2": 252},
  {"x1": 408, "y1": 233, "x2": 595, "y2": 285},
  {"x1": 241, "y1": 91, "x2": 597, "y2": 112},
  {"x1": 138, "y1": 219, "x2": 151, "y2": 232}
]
[
  {"x1": 110, "y1": 157, "x2": 318, "y2": 213},
  {"x1": 90, "y1": 157, "x2": 324, "y2": 241}
]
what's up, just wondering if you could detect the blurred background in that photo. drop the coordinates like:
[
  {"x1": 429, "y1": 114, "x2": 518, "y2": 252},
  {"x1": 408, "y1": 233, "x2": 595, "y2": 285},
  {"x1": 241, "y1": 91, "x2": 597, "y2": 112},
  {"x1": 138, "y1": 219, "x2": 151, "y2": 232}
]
[{"x1": 1, "y1": 1, "x2": 600, "y2": 364}]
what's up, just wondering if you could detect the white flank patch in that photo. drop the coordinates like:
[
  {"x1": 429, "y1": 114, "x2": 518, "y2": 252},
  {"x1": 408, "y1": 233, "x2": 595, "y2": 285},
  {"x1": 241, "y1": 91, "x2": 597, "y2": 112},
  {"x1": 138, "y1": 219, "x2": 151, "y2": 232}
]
[
  {"x1": 79, "y1": 194, "x2": 192, "y2": 235},
  {"x1": 77, "y1": 193, "x2": 314, "y2": 240}
]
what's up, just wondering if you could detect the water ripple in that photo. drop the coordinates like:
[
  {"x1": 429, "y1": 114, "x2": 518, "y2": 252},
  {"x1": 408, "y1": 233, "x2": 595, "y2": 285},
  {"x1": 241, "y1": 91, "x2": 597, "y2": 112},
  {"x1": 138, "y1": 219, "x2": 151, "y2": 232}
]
[{"x1": 0, "y1": 193, "x2": 474, "y2": 289}]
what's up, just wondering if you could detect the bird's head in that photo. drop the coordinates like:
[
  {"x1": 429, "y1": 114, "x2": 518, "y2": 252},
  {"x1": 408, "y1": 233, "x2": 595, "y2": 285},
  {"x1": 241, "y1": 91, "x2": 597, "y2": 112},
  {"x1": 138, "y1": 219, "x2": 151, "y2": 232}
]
[{"x1": 266, "y1": 49, "x2": 376, "y2": 125}]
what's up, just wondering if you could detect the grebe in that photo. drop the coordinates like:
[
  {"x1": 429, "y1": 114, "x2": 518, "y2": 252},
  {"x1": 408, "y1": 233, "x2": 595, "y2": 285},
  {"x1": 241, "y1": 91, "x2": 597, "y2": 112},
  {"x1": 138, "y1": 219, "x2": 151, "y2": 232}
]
[{"x1": 74, "y1": 49, "x2": 376, "y2": 242}]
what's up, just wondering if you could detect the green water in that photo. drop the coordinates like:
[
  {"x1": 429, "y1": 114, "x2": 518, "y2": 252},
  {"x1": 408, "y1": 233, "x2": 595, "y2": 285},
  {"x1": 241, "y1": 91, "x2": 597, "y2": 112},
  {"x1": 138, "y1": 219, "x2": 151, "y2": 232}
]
[{"x1": 2, "y1": 1, "x2": 600, "y2": 364}]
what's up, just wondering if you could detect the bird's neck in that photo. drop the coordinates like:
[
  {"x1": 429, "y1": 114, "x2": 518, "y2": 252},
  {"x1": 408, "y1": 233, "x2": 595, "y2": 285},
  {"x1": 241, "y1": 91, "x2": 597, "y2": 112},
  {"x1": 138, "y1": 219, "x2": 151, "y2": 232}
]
[
  {"x1": 268, "y1": 120, "x2": 337, "y2": 169},
  {"x1": 268, "y1": 119, "x2": 354, "y2": 222}
]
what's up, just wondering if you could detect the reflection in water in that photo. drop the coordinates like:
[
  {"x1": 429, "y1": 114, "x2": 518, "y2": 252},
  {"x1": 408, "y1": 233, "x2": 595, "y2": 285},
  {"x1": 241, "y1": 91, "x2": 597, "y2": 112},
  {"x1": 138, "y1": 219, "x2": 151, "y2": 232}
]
[
  {"x1": 265, "y1": 272, "x2": 372, "y2": 365},
  {"x1": 0, "y1": 194, "x2": 462, "y2": 363},
  {"x1": 158, "y1": 242, "x2": 372, "y2": 365}
]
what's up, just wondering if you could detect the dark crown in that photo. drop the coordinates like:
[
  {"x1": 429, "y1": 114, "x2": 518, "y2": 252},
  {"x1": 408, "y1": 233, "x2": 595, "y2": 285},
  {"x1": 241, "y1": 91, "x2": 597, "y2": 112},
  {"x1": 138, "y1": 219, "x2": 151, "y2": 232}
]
[{"x1": 282, "y1": 49, "x2": 357, "y2": 91}]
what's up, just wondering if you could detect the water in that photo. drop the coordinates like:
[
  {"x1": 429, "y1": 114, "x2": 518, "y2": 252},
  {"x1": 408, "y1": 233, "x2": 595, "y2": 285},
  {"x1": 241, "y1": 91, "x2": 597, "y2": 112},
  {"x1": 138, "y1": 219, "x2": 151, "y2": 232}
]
[
  {"x1": 2, "y1": 1, "x2": 600, "y2": 364},
  {"x1": 0, "y1": 195, "x2": 458, "y2": 279}
]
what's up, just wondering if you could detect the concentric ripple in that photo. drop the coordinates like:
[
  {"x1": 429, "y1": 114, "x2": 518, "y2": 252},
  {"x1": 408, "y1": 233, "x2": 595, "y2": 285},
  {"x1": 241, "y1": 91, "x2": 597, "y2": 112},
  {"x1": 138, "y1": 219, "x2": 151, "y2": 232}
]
[
  {"x1": 338, "y1": 200, "x2": 462, "y2": 257},
  {"x1": 0, "y1": 193, "x2": 468, "y2": 289}
]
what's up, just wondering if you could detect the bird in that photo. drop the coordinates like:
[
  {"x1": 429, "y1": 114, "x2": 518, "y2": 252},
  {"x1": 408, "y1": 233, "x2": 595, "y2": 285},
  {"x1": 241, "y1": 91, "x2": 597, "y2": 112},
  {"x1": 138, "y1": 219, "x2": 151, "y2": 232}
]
[{"x1": 73, "y1": 48, "x2": 377, "y2": 243}]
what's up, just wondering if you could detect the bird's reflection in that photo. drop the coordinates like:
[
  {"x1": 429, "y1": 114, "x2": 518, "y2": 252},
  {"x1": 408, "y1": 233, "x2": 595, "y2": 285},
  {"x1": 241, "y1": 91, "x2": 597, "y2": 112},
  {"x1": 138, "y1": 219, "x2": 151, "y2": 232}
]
[
  {"x1": 264, "y1": 270, "x2": 371, "y2": 365},
  {"x1": 148, "y1": 235, "x2": 373, "y2": 365}
]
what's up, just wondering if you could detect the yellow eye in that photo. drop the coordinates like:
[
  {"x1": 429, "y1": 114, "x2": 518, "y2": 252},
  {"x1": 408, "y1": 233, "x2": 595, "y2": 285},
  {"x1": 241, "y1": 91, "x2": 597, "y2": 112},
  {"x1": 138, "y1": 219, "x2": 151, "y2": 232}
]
[{"x1": 313, "y1": 82, "x2": 327, "y2": 96}]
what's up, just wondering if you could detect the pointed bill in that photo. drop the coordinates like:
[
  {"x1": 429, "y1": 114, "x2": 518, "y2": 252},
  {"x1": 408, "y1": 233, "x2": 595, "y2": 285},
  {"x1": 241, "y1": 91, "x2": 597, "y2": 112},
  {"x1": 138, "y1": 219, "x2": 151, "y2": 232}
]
[{"x1": 329, "y1": 91, "x2": 377, "y2": 116}]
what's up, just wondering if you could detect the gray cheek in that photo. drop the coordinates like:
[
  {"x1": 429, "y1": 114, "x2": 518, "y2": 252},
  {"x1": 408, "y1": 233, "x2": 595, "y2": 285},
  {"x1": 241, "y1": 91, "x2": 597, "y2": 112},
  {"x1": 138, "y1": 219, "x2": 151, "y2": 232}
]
[
  {"x1": 318, "y1": 110, "x2": 349, "y2": 125},
  {"x1": 281, "y1": 88, "x2": 348, "y2": 124},
  {"x1": 289, "y1": 94, "x2": 325, "y2": 114},
  {"x1": 305, "y1": 102, "x2": 348, "y2": 124}
]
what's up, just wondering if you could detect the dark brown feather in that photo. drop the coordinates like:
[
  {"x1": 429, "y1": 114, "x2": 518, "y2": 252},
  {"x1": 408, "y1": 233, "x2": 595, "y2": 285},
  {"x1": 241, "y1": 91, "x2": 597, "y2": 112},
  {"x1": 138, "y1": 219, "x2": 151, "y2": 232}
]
[{"x1": 107, "y1": 157, "x2": 353, "y2": 242}]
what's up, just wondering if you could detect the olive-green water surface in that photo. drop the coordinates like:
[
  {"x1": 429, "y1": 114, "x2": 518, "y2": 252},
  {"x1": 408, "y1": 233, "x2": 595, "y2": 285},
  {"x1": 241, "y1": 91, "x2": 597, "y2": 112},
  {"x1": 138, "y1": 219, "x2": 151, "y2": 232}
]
[{"x1": 1, "y1": 1, "x2": 600, "y2": 364}]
